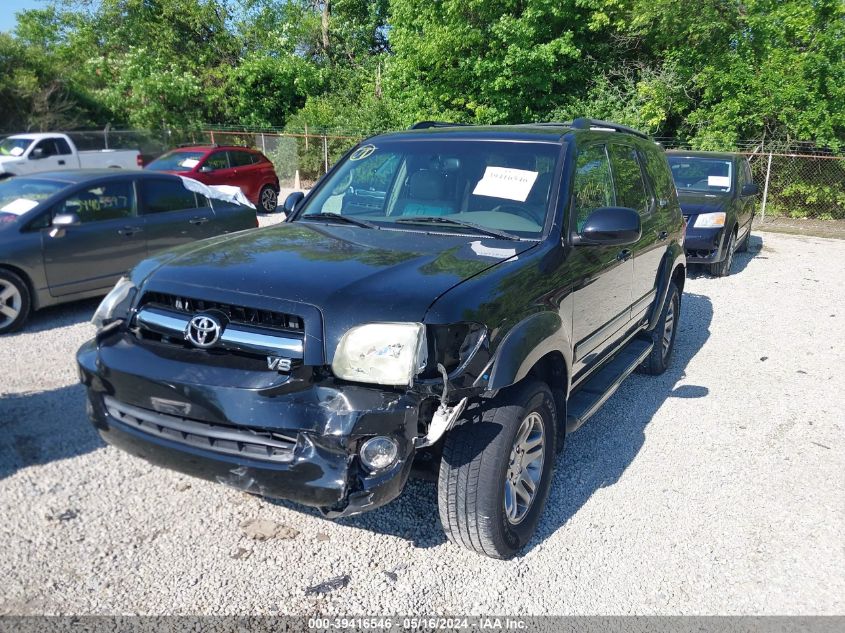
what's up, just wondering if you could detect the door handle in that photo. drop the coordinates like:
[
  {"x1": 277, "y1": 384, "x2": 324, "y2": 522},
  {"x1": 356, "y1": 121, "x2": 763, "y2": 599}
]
[
  {"x1": 189, "y1": 216, "x2": 209, "y2": 225},
  {"x1": 616, "y1": 249, "x2": 632, "y2": 262},
  {"x1": 118, "y1": 226, "x2": 142, "y2": 236},
  {"x1": 657, "y1": 230, "x2": 668, "y2": 240},
  {"x1": 58, "y1": 160, "x2": 66, "y2": 165}
]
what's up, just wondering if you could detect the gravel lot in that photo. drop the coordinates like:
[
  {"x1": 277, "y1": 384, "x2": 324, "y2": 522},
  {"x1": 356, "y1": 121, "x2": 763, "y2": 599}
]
[{"x1": 1, "y1": 223, "x2": 843, "y2": 616}]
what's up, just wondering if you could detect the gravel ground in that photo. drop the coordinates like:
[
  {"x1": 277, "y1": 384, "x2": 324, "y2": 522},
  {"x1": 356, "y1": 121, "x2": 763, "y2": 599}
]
[{"x1": 0, "y1": 225, "x2": 843, "y2": 616}]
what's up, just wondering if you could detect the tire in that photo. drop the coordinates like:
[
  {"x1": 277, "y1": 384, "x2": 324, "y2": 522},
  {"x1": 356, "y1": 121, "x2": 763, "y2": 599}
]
[
  {"x1": 438, "y1": 380, "x2": 557, "y2": 559},
  {"x1": 0, "y1": 269, "x2": 31, "y2": 334},
  {"x1": 258, "y1": 185, "x2": 278, "y2": 214},
  {"x1": 737, "y1": 224, "x2": 752, "y2": 253},
  {"x1": 708, "y1": 229, "x2": 736, "y2": 277},
  {"x1": 639, "y1": 280, "x2": 680, "y2": 375}
]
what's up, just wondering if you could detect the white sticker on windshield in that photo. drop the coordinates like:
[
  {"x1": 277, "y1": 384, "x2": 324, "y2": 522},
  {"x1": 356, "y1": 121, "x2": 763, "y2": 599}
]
[
  {"x1": 472, "y1": 167, "x2": 538, "y2": 202},
  {"x1": 470, "y1": 240, "x2": 517, "y2": 259},
  {"x1": 708, "y1": 175, "x2": 730, "y2": 188},
  {"x1": 9, "y1": 146, "x2": 24, "y2": 157},
  {"x1": 181, "y1": 158, "x2": 200, "y2": 168},
  {"x1": 1, "y1": 198, "x2": 40, "y2": 214}
]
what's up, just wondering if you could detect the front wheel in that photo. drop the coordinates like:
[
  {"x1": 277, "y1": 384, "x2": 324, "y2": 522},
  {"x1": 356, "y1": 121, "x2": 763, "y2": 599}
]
[
  {"x1": 709, "y1": 229, "x2": 736, "y2": 277},
  {"x1": 258, "y1": 185, "x2": 278, "y2": 214},
  {"x1": 438, "y1": 380, "x2": 557, "y2": 559}
]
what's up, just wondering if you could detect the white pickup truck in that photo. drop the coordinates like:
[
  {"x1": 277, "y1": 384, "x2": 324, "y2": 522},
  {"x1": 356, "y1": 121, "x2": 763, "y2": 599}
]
[{"x1": 0, "y1": 133, "x2": 141, "y2": 179}]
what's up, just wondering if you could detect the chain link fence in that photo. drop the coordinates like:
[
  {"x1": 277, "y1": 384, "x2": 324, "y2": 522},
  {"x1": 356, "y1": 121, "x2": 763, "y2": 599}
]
[{"x1": 4, "y1": 127, "x2": 843, "y2": 221}]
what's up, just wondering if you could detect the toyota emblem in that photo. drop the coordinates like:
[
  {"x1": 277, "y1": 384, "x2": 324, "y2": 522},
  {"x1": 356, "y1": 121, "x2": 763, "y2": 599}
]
[{"x1": 185, "y1": 314, "x2": 222, "y2": 348}]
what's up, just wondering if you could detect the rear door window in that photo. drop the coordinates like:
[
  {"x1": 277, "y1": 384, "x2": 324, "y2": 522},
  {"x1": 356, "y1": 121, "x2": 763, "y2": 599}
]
[
  {"x1": 228, "y1": 151, "x2": 256, "y2": 167},
  {"x1": 55, "y1": 138, "x2": 73, "y2": 155},
  {"x1": 57, "y1": 181, "x2": 135, "y2": 223},
  {"x1": 141, "y1": 179, "x2": 200, "y2": 214}
]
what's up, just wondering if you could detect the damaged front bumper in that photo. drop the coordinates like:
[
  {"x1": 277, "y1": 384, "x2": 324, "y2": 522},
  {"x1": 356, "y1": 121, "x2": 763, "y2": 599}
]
[{"x1": 76, "y1": 332, "x2": 423, "y2": 518}]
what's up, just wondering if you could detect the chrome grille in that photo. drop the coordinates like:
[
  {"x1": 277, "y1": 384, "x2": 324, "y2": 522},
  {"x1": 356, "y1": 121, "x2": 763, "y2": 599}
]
[
  {"x1": 140, "y1": 292, "x2": 303, "y2": 332},
  {"x1": 104, "y1": 396, "x2": 297, "y2": 463}
]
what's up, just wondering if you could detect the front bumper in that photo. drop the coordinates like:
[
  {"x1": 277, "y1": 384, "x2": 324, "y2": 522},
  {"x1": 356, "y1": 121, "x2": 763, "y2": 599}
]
[
  {"x1": 77, "y1": 332, "x2": 421, "y2": 517},
  {"x1": 683, "y1": 222, "x2": 727, "y2": 263}
]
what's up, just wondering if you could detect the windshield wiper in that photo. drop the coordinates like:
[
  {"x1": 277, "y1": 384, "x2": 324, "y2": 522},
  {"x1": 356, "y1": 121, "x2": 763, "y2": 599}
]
[
  {"x1": 300, "y1": 213, "x2": 379, "y2": 229},
  {"x1": 393, "y1": 216, "x2": 521, "y2": 241}
]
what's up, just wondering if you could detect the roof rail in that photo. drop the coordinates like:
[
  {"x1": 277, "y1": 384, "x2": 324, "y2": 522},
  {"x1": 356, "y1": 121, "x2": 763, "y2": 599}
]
[
  {"x1": 409, "y1": 121, "x2": 472, "y2": 130},
  {"x1": 564, "y1": 118, "x2": 650, "y2": 140},
  {"x1": 178, "y1": 142, "x2": 220, "y2": 148}
]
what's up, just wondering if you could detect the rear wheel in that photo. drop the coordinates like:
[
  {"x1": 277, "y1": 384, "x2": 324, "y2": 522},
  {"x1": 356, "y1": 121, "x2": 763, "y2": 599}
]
[
  {"x1": 639, "y1": 281, "x2": 680, "y2": 375},
  {"x1": 709, "y1": 229, "x2": 736, "y2": 277},
  {"x1": 438, "y1": 380, "x2": 556, "y2": 559},
  {"x1": 258, "y1": 185, "x2": 278, "y2": 214},
  {"x1": 0, "y1": 269, "x2": 31, "y2": 334}
]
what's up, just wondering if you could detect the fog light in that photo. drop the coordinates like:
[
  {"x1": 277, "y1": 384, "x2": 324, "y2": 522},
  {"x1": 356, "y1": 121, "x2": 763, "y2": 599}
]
[{"x1": 360, "y1": 436, "x2": 399, "y2": 471}]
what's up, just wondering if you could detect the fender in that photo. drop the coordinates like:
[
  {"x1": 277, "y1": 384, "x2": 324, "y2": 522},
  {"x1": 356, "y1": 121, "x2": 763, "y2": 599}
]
[
  {"x1": 485, "y1": 311, "x2": 572, "y2": 394},
  {"x1": 648, "y1": 242, "x2": 686, "y2": 330}
]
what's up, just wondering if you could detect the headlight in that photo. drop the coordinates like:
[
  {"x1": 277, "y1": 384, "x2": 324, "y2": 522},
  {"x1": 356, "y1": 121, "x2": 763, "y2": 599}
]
[
  {"x1": 693, "y1": 212, "x2": 726, "y2": 228},
  {"x1": 332, "y1": 322, "x2": 427, "y2": 386},
  {"x1": 91, "y1": 277, "x2": 136, "y2": 330}
]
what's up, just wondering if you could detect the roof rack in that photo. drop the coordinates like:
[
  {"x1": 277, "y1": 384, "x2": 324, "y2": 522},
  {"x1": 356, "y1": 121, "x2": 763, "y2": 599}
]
[
  {"x1": 178, "y1": 142, "x2": 220, "y2": 148},
  {"x1": 409, "y1": 121, "x2": 473, "y2": 130},
  {"x1": 547, "y1": 118, "x2": 650, "y2": 140}
]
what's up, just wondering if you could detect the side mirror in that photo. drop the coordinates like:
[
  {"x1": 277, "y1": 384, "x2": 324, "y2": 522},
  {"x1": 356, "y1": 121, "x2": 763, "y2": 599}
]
[
  {"x1": 30, "y1": 148, "x2": 45, "y2": 160},
  {"x1": 283, "y1": 191, "x2": 305, "y2": 214},
  {"x1": 199, "y1": 165, "x2": 213, "y2": 173},
  {"x1": 573, "y1": 207, "x2": 641, "y2": 246},
  {"x1": 741, "y1": 183, "x2": 759, "y2": 197},
  {"x1": 49, "y1": 212, "x2": 81, "y2": 238}
]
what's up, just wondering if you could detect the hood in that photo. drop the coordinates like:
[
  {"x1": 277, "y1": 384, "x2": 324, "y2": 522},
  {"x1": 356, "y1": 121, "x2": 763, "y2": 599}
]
[
  {"x1": 136, "y1": 221, "x2": 534, "y2": 352},
  {"x1": 676, "y1": 191, "x2": 730, "y2": 216},
  {"x1": 0, "y1": 156, "x2": 25, "y2": 170}
]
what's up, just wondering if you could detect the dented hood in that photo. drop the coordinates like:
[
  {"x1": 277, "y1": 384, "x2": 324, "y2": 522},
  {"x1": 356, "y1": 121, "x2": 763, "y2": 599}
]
[{"x1": 136, "y1": 221, "x2": 535, "y2": 350}]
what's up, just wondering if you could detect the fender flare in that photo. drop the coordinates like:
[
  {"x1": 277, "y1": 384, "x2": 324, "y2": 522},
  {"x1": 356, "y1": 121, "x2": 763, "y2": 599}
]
[
  {"x1": 648, "y1": 244, "x2": 686, "y2": 330},
  {"x1": 485, "y1": 311, "x2": 572, "y2": 394}
]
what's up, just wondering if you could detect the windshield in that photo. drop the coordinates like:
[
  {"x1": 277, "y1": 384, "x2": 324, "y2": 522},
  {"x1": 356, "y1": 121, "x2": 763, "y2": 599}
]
[
  {"x1": 668, "y1": 156, "x2": 733, "y2": 193},
  {"x1": 298, "y1": 139, "x2": 561, "y2": 239},
  {"x1": 0, "y1": 177, "x2": 66, "y2": 226},
  {"x1": 0, "y1": 137, "x2": 33, "y2": 157},
  {"x1": 146, "y1": 150, "x2": 205, "y2": 172}
]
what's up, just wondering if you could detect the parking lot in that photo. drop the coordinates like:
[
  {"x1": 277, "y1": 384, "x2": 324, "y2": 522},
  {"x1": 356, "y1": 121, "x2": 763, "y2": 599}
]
[{"x1": 0, "y1": 224, "x2": 843, "y2": 615}]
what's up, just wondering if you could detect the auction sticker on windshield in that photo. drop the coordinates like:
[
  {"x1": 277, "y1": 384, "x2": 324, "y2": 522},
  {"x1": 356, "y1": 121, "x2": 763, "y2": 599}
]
[
  {"x1": 1, "y1": 198, "x2": 40, "y2": 214},
  {"x1": 473, "y1": 166, "x2": 538, "y2": 202}
]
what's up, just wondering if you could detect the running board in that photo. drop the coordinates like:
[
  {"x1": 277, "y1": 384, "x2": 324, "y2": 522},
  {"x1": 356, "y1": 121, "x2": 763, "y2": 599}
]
[{"x1": 566, "y1": 337, "x2": 653, "y2": 433}]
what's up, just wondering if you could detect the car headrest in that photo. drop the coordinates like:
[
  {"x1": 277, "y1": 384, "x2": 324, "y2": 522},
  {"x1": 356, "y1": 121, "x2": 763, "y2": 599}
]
[{"x1": 408, "y1": 170, "x2": 447, "y2": 200}]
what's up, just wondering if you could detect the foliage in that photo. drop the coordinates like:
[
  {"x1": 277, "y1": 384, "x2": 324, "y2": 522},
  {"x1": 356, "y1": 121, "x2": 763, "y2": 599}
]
[{"x1": 1, "y1": 0, "x2": 842, "y2": 160}]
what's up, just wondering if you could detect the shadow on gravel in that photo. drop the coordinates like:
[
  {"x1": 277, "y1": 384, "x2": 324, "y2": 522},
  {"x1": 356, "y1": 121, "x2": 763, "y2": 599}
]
[
  {"x1": 20, "y1": 298, "x2": 100, "y2": 334},
  {"x1": 0, "y1": 384, "x2": 104, "y2": 480},
  {"x1": 264, "y1": 478, "x2": 446, "y2": 549},
  {"x1": 526, "y1": 291, "x2": 714, "y2": 555}
]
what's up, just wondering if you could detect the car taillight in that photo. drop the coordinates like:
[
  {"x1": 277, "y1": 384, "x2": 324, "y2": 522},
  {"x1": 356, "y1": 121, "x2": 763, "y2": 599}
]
[{"x1": 136, "y1": 154, "x2": 144, "y2": 167}]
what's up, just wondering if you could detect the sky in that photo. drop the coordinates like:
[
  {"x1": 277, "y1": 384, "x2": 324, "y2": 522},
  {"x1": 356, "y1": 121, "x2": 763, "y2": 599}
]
[{"x1": 0, "y1": 0, "x2": 45, "y2": 33}]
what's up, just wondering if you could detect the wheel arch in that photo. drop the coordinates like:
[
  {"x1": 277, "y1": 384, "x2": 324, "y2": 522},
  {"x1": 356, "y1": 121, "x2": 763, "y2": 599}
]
[
  {"x1": 0, "y1": 262, "x2": 37, "y2": 310},
  {"x1": 486, "y1": 311, "x2": 572, "y2": 396}
]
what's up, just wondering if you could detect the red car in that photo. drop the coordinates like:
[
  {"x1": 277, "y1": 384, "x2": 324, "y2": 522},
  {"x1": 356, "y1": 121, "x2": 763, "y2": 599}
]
[{"x1": 146, "y1": 145, "x2": 280, "y2": 213}]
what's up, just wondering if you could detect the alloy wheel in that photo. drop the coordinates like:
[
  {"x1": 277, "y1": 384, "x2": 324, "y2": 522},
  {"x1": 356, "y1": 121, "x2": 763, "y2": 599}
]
[
  {"x1": 0, "y1": 280, "x2": 22, "y2": 328},
  {"x1": 662, "y1": 295, "x2": 676, "y2": 360},
  {"x1": 504, "y1": 412, "x2": 545, "y2": 525},
  {"x1": 261, "y1": 188, "x2": 278, "y2": 213}
]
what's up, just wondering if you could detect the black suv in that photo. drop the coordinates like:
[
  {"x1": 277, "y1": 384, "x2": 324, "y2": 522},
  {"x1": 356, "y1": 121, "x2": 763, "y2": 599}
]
[
  {"x1": 78, "y1": 119, "x2": 686, "y2": 558},
  {"x1": 667, "y1": 151, "x2": 757, "y2": 276}
]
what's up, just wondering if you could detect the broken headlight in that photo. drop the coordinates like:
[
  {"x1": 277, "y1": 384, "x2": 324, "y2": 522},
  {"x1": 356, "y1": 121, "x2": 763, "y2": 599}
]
[
  {"x1": 332, "y1": 322, "x2": 427, "y2": 386},
  {"x1": 91, "y1": 276, "x2": 136, "y2": 330}
]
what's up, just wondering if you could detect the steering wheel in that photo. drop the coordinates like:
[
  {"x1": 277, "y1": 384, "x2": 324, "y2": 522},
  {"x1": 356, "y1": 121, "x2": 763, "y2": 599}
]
[{"x1": 497, "y1": 204, "x2": 540, "y2": 224}]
